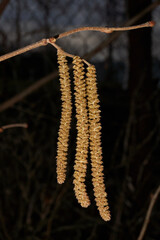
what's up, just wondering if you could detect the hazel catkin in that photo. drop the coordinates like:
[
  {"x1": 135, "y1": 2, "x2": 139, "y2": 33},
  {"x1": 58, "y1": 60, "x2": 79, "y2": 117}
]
[
  {"x1": 86, "y1": 64, "x2": 111, "y2": 221},
  {"x1": 72, "y1": 56, "x2": 90, "y2": 208},
  {"x1": 56, "y1": 51, "x2": 72, "y2": 184}
]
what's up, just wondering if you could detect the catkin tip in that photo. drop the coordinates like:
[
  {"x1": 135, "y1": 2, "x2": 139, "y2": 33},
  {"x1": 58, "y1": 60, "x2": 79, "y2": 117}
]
[{"x1": 57, "y1": 178, "x2": 65, "y2": 184}]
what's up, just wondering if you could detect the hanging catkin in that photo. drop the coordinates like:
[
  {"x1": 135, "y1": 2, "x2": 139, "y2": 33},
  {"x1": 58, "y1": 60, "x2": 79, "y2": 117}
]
[
  {"x1": 56, "y1": 51, "x2": 72, "y2": 184},
  {"x1": 73, "y1": 56, "x2": 90, "y2": 208},
  {"x1": 86, "y1": 65, "x2": 111, "y2": 221}
]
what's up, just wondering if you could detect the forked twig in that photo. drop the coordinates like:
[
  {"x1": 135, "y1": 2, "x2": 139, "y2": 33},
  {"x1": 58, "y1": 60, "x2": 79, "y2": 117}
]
[
  {"x1": 0, "y1": 21, "x2": 155, "y2": 63},
  {"x1": 49, "y1": 40, "x2": 90, "y2": 65},
  {"x1": 0, "y1": 0, "x2": 158, "y2": 114}
]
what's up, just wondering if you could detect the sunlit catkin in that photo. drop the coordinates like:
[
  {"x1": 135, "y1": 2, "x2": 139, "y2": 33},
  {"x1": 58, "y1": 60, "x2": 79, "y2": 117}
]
[
  {"x1": 72, "y1": 56, "x2": 90, "y2": 208},
  {"x1": 56, "y1": 51, "x2": 72, "y2": 184},
  {"x1": 86, "y1": 65, "x2": 111, "y2": 221}
]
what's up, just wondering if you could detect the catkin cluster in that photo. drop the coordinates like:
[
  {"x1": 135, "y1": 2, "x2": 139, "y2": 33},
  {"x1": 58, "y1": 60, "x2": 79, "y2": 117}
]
[
  {"x1": 56, "y1": 51, "x2": 110, "y2": 221},
  {"x1": 56, "y1": 51, "x2": 72, "y2": 184},
  {"x1": 72, "y1": 56, "x2": 90, "y2": 208},
  {"x1": 86, "y1": 65, "x2": 111, "y2": 221}
]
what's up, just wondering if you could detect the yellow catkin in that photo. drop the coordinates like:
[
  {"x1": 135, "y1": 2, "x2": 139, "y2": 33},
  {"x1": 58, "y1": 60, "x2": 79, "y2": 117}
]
[
  {"x1": 56, "y1": 51, "x2": 72, "y2": 184},
  {"x1": 86, "y1": 65, "x2": 111, "y2": 221},
  {"x1": 72, "y1": 56, "x2": 90, "y2": 208}
]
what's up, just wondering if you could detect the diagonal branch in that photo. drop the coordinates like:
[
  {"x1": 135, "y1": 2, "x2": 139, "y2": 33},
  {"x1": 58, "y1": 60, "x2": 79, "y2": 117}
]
[
  {"x1": 137, "y1": 185, "x2": 160, "y2": 240},
  {"x1": 0, "y1": 71, "x2": 58, "y2": 112}
]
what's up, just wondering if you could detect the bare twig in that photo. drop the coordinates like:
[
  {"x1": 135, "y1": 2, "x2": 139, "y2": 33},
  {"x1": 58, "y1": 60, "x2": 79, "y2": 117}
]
[
  {"x1": 84, "y1": 1, "x2": 159, "y2": 60},
  {"x1": 0, "y1": 39, "x2": 48, "y2": 62},
  {"x1": 49, "y1": 40, "x2": 90, "y2": 65},
  {"x1": 137, "y1": 185, "x2": 160, "y2": 240},
  {"x1": 0, "y1": 123, "x2": 28, "y2": 132},
  {"x1": 0, "y1": 2, "x2": 158, "y2": 112},
  {"x1": 0, "y1": 22, "x2": 154, "y2": 63},
  {"x1": 52, "y1": 21, "x2": 154, "y2": 40}
]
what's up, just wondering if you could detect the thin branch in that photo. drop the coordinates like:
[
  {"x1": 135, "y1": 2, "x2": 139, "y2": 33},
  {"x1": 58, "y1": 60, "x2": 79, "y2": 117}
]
[
  {"x1": 53, "y1": 21, "x2": 154, "y2": 40},
  {"x1": 0, "y1": 1, "x2": 158, "y2": 112},
  {"x1": 0, "y1": 39, "x2": 48, "y2": 62},
  {"x1": 0, "y1": 123, "x2": 28, "y2": 132},
  {"x1": 137, "y1": 186, "x2": 160, "y2": 240},
  {"x1": 84, "y1": 1, "x2": 160, "y2": 60},
  {"x1": 49, "y1": 40, "x2": 90, "y2": 65},
  {"x1": 0, "y1": 22, "x2": 154, "y2": 63}
]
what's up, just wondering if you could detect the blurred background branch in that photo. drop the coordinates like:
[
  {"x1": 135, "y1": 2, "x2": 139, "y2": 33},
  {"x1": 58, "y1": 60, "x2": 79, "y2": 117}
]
[
  {"x1": 0, "y1": 0, "x2": 10, "y2": 16},
  {"x1": 137, "y1": 185, "x2": 160, "y2": 240}
]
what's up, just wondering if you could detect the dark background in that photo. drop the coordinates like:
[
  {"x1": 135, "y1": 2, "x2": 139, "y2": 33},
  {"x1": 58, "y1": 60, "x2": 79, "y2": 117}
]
[{"x1": 0, "y1": 0, "x2": 160, "y2": 239}]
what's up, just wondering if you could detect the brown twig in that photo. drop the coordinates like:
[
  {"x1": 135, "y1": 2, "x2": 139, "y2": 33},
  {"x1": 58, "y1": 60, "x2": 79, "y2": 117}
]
[
  {"x1": 49, "y1": 40, "x2": 90, "y2": 65},
  {"x1": 0, "y1": 22, "x2": 154, "y2": 63},
  {"x1": 84, "y1": 1, "x2": 159, "y2": 60},
  {"x1": 0, "y1": 123, "x2": 28, "y2": 132},
  {"x1": 137, "y1": 185, "x2": 160, "y2": 240},
  {"x1": 0, "y1": 39, "x2": 48, "y2": 62},
  {"x1": 52, "y1": 21, "x2": 154, "y2": 40},
  {"x1": 0, "y1": 2, "x2": 158, "y2": 112}
]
